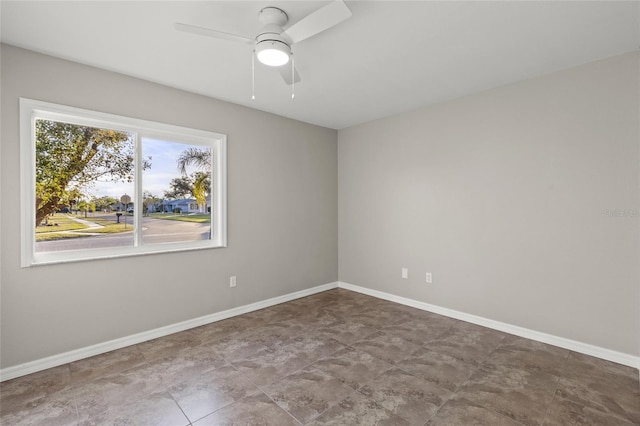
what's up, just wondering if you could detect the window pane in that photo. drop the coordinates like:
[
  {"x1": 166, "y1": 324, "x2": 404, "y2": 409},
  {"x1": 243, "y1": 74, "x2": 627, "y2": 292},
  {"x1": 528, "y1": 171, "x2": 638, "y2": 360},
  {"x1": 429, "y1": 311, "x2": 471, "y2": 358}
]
[
  {"x1": 34, "y1": 118, "x2": 135, "y2": 253},
  {"x1": 141, "y1": 138, "x2": 212, "y2": 245},
  {"x1": 23, "y1": 99, "x2": 226, "y2": 266}
]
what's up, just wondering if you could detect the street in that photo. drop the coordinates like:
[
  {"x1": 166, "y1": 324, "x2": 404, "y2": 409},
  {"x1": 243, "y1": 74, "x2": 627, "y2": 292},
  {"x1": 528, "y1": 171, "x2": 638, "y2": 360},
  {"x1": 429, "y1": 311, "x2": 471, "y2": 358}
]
[{"x1": 36, "y1": 216, "x2": 211, "y2": 252}]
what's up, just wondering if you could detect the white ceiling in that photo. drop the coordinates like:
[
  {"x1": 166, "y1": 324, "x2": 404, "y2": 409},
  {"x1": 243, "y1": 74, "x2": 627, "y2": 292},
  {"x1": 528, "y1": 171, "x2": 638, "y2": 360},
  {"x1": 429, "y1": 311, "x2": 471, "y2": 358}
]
[{"x1": 1, "y1": 1, "x2": 638, "y2": 130}]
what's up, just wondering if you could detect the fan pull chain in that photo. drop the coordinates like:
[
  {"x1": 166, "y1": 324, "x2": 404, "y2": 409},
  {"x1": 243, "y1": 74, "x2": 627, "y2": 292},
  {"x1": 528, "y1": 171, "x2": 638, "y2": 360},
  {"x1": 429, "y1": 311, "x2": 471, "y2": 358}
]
[
  {"x1": 251, "y1": 50, "x2": 256, "y2": 100},
  {"x1": 291, "y1": 53, "x2": 295, "y2": 99}
]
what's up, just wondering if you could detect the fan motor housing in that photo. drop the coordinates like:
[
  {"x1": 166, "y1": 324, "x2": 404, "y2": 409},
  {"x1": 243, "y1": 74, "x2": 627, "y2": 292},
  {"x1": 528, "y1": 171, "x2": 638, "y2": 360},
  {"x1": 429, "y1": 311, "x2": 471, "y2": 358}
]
[
  {"x1": 256, "y1": 7, "x2": 289, "y2": 45},
  {"x1": 255, "y1": 6, "x2": 291, "y2": 58},
  {"x1": 259, "y1": 7, "x2": 288, "y2": 27}
]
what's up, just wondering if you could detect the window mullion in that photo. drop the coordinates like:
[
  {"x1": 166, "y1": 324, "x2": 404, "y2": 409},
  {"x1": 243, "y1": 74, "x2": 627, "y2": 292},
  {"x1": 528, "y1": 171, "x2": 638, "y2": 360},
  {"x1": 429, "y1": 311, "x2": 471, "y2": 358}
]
[{"x1": 134, "y1": 132, "x2": 143, "y2": 247}]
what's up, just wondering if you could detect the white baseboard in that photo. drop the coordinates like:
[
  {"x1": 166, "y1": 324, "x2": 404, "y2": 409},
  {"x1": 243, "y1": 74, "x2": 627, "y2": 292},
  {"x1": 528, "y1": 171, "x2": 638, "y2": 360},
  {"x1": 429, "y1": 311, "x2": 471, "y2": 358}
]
[
  {"x1": 337, "y1": 281, "x2": 640, "y2": 370},
  {"x1": 0, "y1": 281, "x2": 339, "y2": 382},
  {"x1": 3, "y1": 280, "x2": 637, "y2": 381}
]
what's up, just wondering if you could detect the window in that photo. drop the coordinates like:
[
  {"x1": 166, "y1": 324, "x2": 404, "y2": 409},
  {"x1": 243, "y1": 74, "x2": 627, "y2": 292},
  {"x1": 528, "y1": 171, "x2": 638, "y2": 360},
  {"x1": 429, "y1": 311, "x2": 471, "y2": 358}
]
[{"x1": 20, "y1": 98, "x2": 227, "y2": 266}]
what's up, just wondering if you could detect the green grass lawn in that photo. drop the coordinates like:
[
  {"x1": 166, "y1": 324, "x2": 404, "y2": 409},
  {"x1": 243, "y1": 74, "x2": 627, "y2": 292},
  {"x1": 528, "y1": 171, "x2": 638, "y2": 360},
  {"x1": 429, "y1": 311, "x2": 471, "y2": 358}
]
[
  {"x1": 35, "y1": 213, "x2": 132, "y2": 241},
  {"x1": 148, "y1": 213, "x2": 211, "y2": 223},
  {"x1": 36, "y1": 214, "x2": 86, "y2": 233},
  {"x1": 36, "y1": 214, "x2": 88, "y2": 241},
  {"x1": 36, "y1": 232, "x2": 91, "y2": 242}
]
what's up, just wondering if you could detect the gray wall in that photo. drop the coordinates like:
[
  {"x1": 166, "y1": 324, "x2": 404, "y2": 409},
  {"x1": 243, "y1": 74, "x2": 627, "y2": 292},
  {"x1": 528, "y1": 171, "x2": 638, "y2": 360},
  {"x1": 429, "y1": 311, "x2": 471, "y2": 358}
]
[
  {"x1": 2, "y1": 44, "x2": 638, "y2": 369},
  {"x1": 0, "y1": 45, "x2": 338, "y2": 368},
  {"x1": 338, "y1": 52, "x2": 640, "y2": 356}
]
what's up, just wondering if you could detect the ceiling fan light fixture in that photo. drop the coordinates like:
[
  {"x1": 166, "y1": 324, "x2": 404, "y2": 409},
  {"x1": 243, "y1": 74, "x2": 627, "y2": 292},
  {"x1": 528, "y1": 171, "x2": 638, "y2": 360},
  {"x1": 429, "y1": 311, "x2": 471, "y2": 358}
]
[{"x1": 256, "y1": 40, "x2": 290, "y2": 66}]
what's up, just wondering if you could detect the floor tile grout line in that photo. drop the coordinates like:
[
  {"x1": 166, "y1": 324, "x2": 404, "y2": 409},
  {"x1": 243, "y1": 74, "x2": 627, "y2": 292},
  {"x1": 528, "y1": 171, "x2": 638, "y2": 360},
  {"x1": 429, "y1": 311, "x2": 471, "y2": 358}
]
[
  {"x1": 416, "y1": 332, "x2": 509, "y2": 426},
  {"x1": 539, "y1": 349, "x2": 572, "y2": 426},
  {"x1": 216, "y1": 318, "x2": 402, "y2": 424},
  {"x1": 237, "y1": 340, "x2": 351, "y2": 424},
  {"x1": 70, "y1": 383, "x2": 81, "y2": 425},
  {"x1": 299, "y1": 387, "x2": 363, "y2": 425},
  {"x1": 549, "y1": 353, "x2": 640, "y2": 425},
  {"x1": 167, "y1": 390, "x2": 194, "y2": 426},
  {"x1": 245, "y1": 369, "x2": 334, "y2": 426},
  {"x1": 170, "y1": 326, "x2": 320, "y2": 425}
]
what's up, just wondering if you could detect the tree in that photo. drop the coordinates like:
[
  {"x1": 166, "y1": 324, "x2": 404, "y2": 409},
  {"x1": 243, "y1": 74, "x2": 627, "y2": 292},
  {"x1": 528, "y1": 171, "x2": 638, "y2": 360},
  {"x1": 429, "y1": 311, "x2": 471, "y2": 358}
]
[
  {"x1": 177, "y1": 147, "x2": 211, "y2": 175},
  {"x1": 35, "y1": 119, "x2": 133, "y2": 227},
  {"x1": 192, "y1": 172, "x2": 210, "y2": 212},
  {"x1": 176, "y1": 147, "x2": 212, "y2": 212},
  {"x1": 92, "y1": 195, "x2": 118, "y2": 212},
  {"x1": 164, "y1": 176, "x2": 193, "y2": 200},
  {"x1": 76, "y1": 200, "x2": 95, "y2": 217}
]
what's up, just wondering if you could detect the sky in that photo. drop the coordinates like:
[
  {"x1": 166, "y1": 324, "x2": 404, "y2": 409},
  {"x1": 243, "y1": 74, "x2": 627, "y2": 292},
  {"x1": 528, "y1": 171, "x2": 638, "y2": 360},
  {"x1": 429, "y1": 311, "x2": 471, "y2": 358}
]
[{"x1": 89, "y1": 138, "x2": 208, "y2": 202}]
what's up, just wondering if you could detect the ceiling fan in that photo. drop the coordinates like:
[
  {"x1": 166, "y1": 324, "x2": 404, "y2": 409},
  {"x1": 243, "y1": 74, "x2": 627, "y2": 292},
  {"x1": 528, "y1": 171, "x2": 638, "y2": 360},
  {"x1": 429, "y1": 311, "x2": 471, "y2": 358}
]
[{"x1": 174, "y1": 0, "x2": 352, "y2": 86}]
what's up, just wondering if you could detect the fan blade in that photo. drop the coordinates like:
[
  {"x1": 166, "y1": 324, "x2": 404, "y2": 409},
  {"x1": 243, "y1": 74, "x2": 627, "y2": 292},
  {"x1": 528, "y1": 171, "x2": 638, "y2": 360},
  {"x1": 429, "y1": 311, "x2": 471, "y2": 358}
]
[
  {"x1": 281, "y1": 0, "x2": 352, "y2": 44},
  {"x1": 174, "y1": 22, "x2": 254, "y2": 45},
  {"x1": 278, "y1": 66, "x2": 302, "y2": 85}
]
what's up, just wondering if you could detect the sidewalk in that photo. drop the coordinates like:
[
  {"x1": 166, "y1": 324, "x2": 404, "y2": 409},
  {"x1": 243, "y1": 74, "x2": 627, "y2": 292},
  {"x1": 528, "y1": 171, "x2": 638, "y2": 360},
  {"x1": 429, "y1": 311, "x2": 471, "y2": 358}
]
[{"x1": 63, "y1": 215, "x2": 105, "y2": 235}]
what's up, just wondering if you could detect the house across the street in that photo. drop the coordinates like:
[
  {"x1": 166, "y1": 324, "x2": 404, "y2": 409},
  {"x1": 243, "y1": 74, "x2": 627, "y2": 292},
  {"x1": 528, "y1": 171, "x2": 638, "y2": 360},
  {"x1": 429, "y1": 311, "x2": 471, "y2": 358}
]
[{"x1": 160, "y1": 196, "x2": 210, "y2": 213}]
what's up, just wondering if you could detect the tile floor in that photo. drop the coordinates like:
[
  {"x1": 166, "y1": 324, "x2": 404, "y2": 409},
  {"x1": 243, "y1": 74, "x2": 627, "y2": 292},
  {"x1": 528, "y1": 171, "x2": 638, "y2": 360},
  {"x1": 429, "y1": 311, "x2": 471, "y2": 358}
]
[{"x1": 1, "y1": 289, "x2": 638, "y2": 425}]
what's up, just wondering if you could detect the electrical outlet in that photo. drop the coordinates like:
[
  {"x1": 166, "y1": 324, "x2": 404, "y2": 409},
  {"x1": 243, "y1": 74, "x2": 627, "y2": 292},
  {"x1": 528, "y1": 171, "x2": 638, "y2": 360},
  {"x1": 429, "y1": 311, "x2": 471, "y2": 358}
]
[
  {"x1": 426, "y1": 272, "x2": 432, "y2": 283},
  {"x1": 401, "y1": 268, "x2": 408, "y2": 279},
  {"x1": 230, "y1": 276, "x2": 237, "y2": 288}
]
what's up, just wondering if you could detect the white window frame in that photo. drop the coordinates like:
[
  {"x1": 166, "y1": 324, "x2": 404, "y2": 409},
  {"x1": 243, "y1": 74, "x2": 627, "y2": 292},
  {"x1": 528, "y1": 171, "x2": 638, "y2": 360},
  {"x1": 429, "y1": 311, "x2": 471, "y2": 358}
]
[{"x1": 20, "y1": 98, "x2": 227, "y2": 267}]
